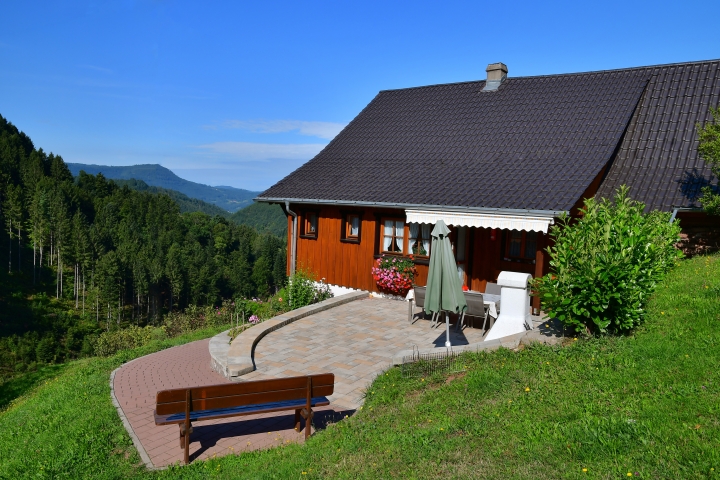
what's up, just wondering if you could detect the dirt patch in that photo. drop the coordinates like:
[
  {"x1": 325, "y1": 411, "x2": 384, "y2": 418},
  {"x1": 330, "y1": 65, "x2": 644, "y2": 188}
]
[{"x1": 444, "y1": 372, "x2": 467, "y2": 384}]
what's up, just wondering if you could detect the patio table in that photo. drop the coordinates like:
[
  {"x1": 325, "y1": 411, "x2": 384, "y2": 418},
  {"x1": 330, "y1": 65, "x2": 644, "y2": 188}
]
[{"x1": 479, "y1": 293, "x2": 501, "y2": 319}]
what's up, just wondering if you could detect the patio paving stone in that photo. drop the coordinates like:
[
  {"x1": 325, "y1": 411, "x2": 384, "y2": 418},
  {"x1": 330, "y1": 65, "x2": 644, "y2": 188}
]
[{"x1": 242, "y1": 297, "x2": 487, "y2": 409}]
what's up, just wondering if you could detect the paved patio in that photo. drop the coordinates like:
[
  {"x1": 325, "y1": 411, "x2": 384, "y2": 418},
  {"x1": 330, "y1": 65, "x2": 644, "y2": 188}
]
[
  {"x1": 242, "y1": 297, "x2": 487, "y2": 408},
  {"x1": 112, "y1": 297, "x2": 490, "y2": 468}
]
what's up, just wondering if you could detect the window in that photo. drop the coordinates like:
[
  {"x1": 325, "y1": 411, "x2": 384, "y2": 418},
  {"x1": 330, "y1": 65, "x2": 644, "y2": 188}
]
[
  {"x1": 408, "y1": 223, "x2": 431, "y2": 257},
  {"x1": 340, "y1": 212, "x2": 362, "y2": 243},
  {"x1": 382, "y1": 219, "x2": 405, "y2": 254},
  {"x1": 455, "y1": 226, "x2": 467, "y2": 283},
  {"x1": 300, "y1": 212, "x2": 318, "y2": 239},
  {"x1": 503, "y1": 230, "x2": 537, "y2": 262}
]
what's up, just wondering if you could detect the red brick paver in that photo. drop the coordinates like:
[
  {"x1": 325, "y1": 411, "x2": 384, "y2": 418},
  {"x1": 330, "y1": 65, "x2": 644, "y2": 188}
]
[{"x1": 113, "y1": 339, "x2": 348, "y2": 468}]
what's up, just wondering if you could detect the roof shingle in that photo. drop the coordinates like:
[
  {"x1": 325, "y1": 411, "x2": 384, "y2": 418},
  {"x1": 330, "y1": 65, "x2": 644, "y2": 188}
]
[{"x1": 259, "y1": 60, "x2": 720, "y2": 212}]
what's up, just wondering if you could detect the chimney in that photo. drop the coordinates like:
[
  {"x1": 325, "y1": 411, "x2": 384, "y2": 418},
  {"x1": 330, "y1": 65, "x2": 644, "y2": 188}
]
[{"x1": 482, "y1": 62, "x2": 508, "y2": 92}]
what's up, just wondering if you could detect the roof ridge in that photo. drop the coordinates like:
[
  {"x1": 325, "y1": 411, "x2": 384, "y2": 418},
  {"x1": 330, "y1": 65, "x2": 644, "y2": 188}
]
[{"x1": 379, "y1": 58, "x2": 720, "y2": 93}]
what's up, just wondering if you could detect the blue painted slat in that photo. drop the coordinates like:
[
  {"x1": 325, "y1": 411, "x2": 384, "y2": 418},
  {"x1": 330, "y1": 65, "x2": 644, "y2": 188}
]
[{"x1": 165, "y1": 396, "x2": 330, "y2": 422}]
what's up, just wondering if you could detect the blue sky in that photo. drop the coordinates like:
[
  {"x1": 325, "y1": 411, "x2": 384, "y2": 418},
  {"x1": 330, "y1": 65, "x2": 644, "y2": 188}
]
[{"x1": 1, "y1": 1, "x2": 719, "y2": 191}]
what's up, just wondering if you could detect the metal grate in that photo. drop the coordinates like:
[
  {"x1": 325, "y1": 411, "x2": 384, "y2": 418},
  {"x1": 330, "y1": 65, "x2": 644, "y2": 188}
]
[{"x1": 400, "y1": 345, "x2": 465, "y2": 378}]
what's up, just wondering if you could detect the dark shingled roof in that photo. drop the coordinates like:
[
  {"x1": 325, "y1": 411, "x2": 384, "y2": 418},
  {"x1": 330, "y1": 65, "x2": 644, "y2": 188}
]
[
  {"x1": 258, "y1": 60, "x2": 720, "y2": 212},
  {"x1": 597, "y1": 61, "x2": 720, "y2": 210}
]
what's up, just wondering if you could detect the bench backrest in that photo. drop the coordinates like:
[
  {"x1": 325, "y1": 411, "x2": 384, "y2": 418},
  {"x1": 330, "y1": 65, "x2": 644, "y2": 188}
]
[{"x1": 155, "y1": 373, "x2": 335, "y2": 416}]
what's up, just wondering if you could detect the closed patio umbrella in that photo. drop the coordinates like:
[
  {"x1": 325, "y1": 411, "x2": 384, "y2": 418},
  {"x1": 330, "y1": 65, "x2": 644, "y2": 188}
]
[{"x1": 424, "y1": 220, "x2": 467, "y2": 347}]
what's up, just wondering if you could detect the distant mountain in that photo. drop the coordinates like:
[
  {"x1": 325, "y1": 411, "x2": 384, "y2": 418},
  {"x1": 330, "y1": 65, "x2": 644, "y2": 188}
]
[
  {"x1": 230, "y1": 202, "x2": 287, "y2": 238},
  {"x1": 111, "y1": 179, "x2": 231, "y2": 218},
  {"x1": 66, "y1": 163, "x2": 260, "y2": 212}
]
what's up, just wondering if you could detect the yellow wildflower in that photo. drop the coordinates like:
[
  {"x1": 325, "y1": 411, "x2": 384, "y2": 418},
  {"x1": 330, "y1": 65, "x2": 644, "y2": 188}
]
[{"x1": 525, "y1": 387, "x2": 530, "y2": 392}]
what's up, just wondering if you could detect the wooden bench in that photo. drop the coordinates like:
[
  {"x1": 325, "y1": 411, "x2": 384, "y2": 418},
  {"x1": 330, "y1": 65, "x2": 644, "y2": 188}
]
[{"x1": 154, "y1": 373, "x2": 335, "y2": 464}]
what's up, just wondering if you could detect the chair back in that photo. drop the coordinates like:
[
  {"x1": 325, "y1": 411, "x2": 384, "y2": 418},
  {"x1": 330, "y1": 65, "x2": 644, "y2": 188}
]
[
  {"x1": 413, "y1": 286, "x2": 426, "y2": 308},
  {"x1": 485, "y1": 282, "x2": 501, "y2": 296},
  {"x1": 464, "y1": 292, "x2": 485, "y2": 317}
]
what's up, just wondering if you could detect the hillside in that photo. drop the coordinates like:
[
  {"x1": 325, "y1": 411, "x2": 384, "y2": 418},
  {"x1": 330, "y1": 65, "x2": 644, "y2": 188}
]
[
  {"x1": 0, "y1": 113, "x2": 287, "y2": 381},
  {"x1": 230, "y1": 202, "x2": 287, "y2": 237},
  {"x1": 0, "y1": 254, "x2": 718, "y2": 478},
  {"x1": 113, "y1": 178, "x2": 286, "y2": 235},
  {"x1": 66, "y1": 163, "x2": 259, "y2": 212},
  {"x1": 111, "y1": 179, "x2": 230, "y2": 218}
]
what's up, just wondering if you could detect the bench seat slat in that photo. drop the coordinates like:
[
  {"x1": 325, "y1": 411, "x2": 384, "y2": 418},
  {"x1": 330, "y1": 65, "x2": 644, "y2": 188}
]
[
  {"x1": 154, "y1": 396, "x2": 330, "y2": 425},
  {"x1": 156, "y1": 385, "x2": 334, "y2": 416},
  {"x1": 156, "y1": 373, "x2": 335, "y2": 404}
]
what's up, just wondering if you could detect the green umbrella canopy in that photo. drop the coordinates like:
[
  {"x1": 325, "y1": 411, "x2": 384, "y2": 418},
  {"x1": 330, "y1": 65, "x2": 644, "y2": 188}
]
[{"x1": 424, "y1": 220, "x2": 467, "y2": 315}]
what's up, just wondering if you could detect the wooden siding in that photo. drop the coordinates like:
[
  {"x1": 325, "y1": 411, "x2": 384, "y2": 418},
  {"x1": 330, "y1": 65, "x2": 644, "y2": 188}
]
[{"x1": 285, "y1": 204, "x2": 551, "y2": 296}]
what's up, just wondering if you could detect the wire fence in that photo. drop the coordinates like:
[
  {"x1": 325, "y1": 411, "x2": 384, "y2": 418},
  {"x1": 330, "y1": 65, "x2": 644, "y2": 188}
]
[{"x1": 400, "y1": 345, "x2": 465, "y2": 378}]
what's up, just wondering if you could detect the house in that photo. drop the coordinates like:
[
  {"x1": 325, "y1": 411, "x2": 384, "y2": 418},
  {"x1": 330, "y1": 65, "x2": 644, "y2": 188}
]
[{"x1": 256, "y1": 60, "x2": 720, "y2": 310}]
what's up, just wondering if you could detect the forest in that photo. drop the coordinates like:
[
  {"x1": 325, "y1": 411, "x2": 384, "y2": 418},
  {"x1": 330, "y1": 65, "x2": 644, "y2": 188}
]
[{"x1": 0, "y1": 114, "x2": 287, "y2": 378}]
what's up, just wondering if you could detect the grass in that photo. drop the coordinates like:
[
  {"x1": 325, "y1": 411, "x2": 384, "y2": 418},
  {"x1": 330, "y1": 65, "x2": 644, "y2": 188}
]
[
  {"x1": 1, "y1": 255, "x2": 719, "y2": 479},
  {"x1": 0, "y1": 325, "x2": 231, "y2": 479},
  {"x1": 0, "y1": 363, "x2": 70, "y2": 411}
]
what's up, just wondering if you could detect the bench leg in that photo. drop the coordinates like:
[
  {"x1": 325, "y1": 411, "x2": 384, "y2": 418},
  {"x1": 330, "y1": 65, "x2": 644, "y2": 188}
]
[
  {"x1": 179, "y1": 422, "x2": 193, "y2": 448},
  {"x1": 304, "y1": 409, "x2": 313, "y2": 440},
  {"x1": 294, "y1": 409, "x2": 301, "y2": 432}
]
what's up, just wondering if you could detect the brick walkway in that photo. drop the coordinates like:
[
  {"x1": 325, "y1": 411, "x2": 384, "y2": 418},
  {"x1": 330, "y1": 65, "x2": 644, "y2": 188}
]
[
  {"x1": 112, "y1": 339, "x2": 351, "y2": 468},
  {"x1": 243, "y1": 297, "x2": 486, "y2": 409},
  {"x1": 112, "y1": 297, "x2": 486, "y2": 468}
]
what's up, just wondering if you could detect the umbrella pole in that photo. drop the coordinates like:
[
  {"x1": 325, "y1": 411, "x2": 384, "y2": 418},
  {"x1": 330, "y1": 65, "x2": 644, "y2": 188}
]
[{"x1": 445, "y1": 312, "x2": 451, "y2": 347}]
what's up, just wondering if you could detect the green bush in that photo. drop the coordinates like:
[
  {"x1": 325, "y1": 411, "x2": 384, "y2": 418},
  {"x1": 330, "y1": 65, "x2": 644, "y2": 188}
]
[
  {"x1": 162, "y1": 301, "x2": 234, "y2": 337},
  {"x1": 533, "y1": 186, "x2": 683, "y2": 334},
  {"x1": 94, "y1": 326, "x2": 164, "y2": 357},
  {"x1": 35, "y1": 337, "x2": 57, "y2": 364},
  {"x1": 287, "y1": 268, "x2": 332, "y2": 310}
]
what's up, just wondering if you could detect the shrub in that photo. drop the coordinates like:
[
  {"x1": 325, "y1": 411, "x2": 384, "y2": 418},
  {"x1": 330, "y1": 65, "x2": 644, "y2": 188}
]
[
  {"x1": 35, "y1": 337, "x2": 57, "y2": 364},
  {"x1": 94, "y1": 326, "x2": 163, "y2": 357},
  {"x1": 533, "y1": 186, "x2": 683, "y2": 334},
  {"x1": 287, "y1": 268, "x2": 333, "y2": 309},
  {"x1": 162, "y1": 301, "x2": 234, "y2": 337}
]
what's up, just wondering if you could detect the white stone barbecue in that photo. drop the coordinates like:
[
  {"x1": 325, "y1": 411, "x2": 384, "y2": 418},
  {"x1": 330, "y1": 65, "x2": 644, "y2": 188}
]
[{"x1": 484, "y1": 271, "x2": 533, "y2": 341}]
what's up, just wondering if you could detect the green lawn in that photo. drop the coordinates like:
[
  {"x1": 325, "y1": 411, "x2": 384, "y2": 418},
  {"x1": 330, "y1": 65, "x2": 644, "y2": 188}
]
[{"x1": 1, "y1": 255, "x2": 719, "y2": 479}]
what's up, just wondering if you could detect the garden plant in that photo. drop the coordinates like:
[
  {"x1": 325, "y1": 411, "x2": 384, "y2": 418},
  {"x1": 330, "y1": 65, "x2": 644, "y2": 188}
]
[
  {"x1": 372, "y1": 254, "x2": 417, "y2": 297},
  {"x1": 534, "y1": 186, "x2": 683, "y2": 334}
]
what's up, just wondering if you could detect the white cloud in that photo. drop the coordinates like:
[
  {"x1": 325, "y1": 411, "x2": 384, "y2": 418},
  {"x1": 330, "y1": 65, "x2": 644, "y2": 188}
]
[
  {"x1": 195, "y1": 141, "x2": 326, "y2": 161},
  {"x1": 213, "y1": 119, "x2": 347, "y2": 140}
]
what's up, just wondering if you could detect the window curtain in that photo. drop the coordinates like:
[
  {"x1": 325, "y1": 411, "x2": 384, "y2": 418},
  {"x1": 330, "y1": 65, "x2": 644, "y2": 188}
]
[
  {"x1": 383, "y1": 220, "x2": 392, "y2": 251},
  {"x1": 421, "y1": 224, "x2": 431, "y2": 256},
  {"x1": 394, "y1": 221, "x2": 404, "y2": 252},
  {"x1": 409, "y1": 222, "x2": 419, "y2": 253},
  {"x1": 350, "y1": 216, "x2": 360, "y2": 235}
]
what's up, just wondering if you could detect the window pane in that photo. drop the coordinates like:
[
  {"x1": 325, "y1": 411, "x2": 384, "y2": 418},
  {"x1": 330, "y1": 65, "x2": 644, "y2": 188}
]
[
  {"x1": 524, "y1": 231, "x2": 537, "y2": 259},
  {"x1": 421, "y1": 224, "x2": 431, "y2": 256},
  {"x1": 408, "y1": 222, "x2": 419, "y2": 242},
  {"x1": 508, "y1": 230, "x2": 522, "y2": 257},
  {"x1": 349, "y1": 216, "x2": 359, "y2": 236},
  {"x1": 308, "y1": 214, "x2": 317, "y2": 233},
  {"x1": 384, "y1": 220, "x2": 393, "y2": 235},
  {"x1": 456, "y1": 227, "x2": 466, "y2": 261}
]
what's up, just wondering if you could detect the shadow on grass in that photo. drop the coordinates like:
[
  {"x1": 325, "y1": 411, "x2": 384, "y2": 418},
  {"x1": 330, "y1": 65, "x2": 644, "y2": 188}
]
[{"x1": 0, "y1": 363, "x2": 69, "y2": 409}]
